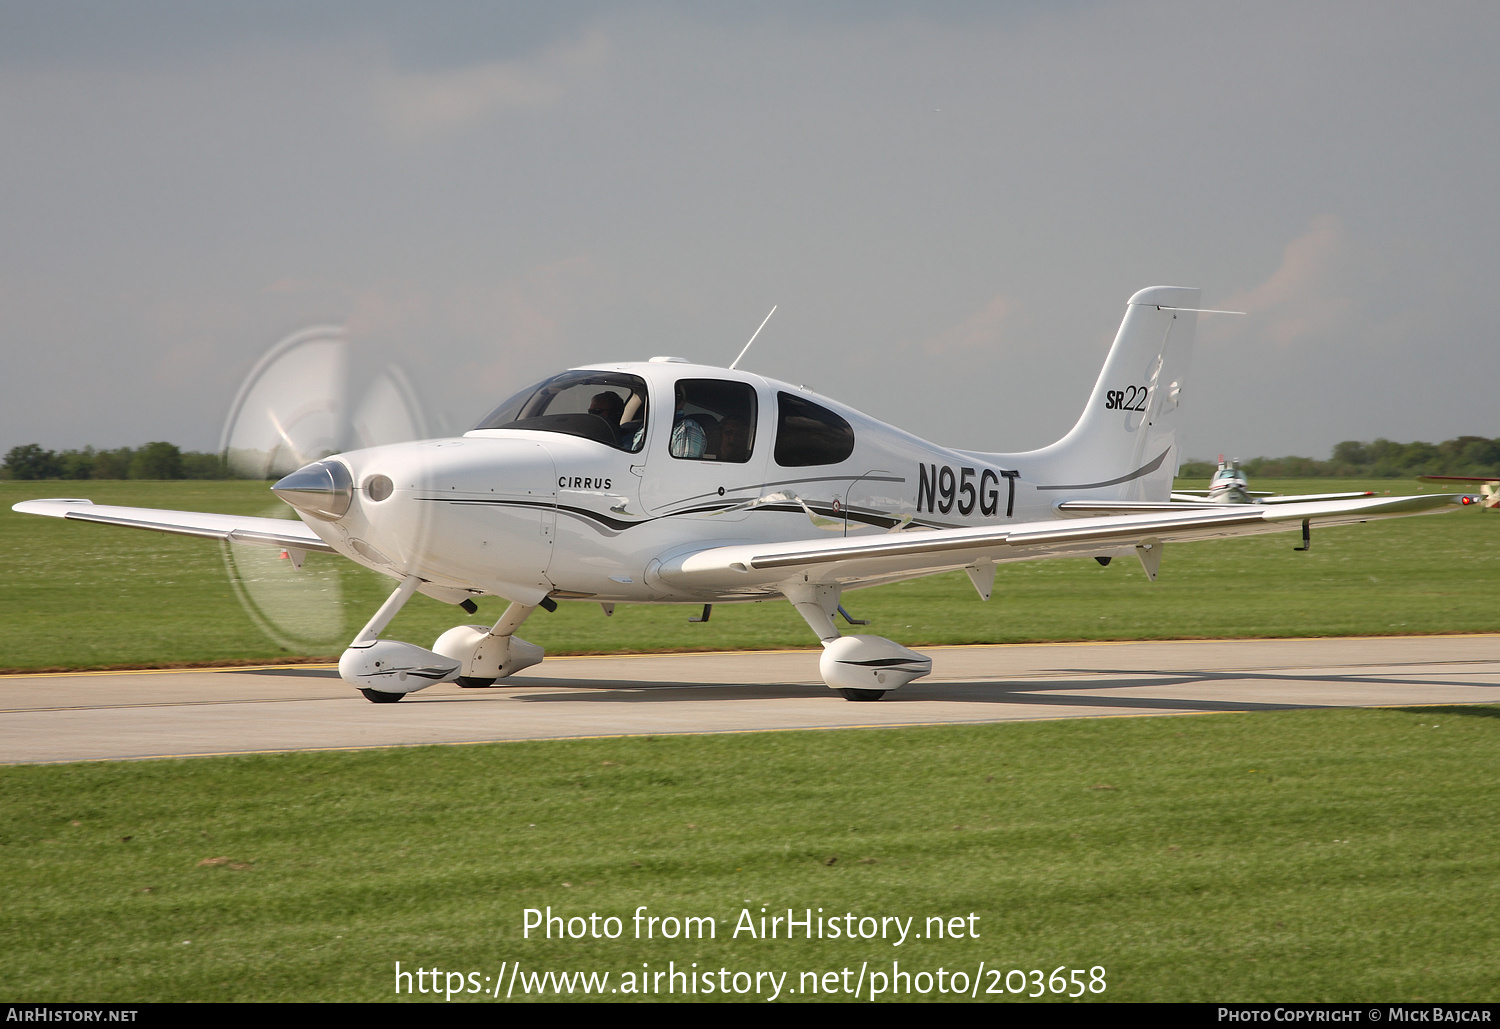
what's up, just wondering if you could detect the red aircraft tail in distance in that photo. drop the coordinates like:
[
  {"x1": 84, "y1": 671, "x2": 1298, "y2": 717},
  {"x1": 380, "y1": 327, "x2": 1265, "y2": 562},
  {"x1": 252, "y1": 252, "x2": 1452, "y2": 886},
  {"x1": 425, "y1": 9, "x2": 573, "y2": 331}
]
[{"x1": 1417, "y1": 475, "x2": 1499, "y2": 509}]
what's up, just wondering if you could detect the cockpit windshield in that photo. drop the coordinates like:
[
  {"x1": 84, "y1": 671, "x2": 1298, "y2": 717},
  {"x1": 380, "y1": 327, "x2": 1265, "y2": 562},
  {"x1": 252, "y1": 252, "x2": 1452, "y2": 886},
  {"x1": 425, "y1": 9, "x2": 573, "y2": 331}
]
[{"x1": 474, "y1": 371, "x2": 649, "y2": 453}]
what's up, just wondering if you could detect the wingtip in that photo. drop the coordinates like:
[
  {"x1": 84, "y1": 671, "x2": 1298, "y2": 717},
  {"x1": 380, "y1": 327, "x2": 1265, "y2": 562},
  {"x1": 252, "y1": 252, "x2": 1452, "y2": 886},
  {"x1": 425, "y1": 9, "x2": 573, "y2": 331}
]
[{"x1": 12, "y1": 498, "x2": 96, "y2": 515}]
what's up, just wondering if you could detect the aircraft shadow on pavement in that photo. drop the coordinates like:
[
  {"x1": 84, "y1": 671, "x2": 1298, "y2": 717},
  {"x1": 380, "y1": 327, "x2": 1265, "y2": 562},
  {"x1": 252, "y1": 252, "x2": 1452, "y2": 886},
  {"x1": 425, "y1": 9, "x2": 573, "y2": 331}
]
[
  {"x1": 482, "y1": 678, "x2": 1312, "y2": 713},
  {"x1": 1066, "y1": 666, "x2": 1500, "y2": 692},
  {"x1": 226, "y1": 664, "x2": 1496, "y2": 715},
  {"x1": 233, "y1": 667, "x2": 342, "y2": 678},
  {"x1": 410, "y1": 670, "x2": 1476, "y2": 715},
  {"x1": 424, "y1": 663, "x2": 1499, "y2": 713}
]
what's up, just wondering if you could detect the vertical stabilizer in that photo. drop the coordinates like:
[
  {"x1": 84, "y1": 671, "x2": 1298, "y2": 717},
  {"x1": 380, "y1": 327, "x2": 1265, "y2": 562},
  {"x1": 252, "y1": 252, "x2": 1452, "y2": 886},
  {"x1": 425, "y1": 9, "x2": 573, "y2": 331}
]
[{"x1": 1019, "y1": 286, "x2": 1198, "y2": 502}]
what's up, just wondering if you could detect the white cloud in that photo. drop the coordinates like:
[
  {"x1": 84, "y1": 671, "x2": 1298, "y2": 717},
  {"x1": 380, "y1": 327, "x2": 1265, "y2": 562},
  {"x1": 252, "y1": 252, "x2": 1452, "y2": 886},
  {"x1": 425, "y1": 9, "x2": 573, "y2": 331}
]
[
  {"x1": 454, "y1": 255, "x2": 596, "y2": 394},
  {"x1": 375, "y1": 31, "x2": 609, "y2": 135},
  {"x1": 1222, "y1": 214, "x2": 1354, "y2": 348},
  {"x1": 909, "y1": 294, "x2": 1022, "y2": 356},
  {"x1": 346, "y1": 282, "x2": 432, "y2": 342}
]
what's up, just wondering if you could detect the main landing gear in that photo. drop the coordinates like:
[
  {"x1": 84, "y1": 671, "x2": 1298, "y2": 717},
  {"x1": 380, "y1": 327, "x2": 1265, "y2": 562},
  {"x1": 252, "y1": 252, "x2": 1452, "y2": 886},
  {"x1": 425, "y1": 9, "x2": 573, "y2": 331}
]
[
  {"x1": 338, "y1": 574, "x2": 546, "y2": 703},
  {"x1": 783, "y1": 582, "x2": 932, "y2": 702}
]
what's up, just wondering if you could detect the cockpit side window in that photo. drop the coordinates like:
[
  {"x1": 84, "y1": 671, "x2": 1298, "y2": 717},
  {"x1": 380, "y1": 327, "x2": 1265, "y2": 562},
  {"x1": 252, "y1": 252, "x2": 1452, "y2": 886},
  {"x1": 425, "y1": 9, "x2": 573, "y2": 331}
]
[
  {"x1": 669, "y1": 379, "x2": 758, "y2": 462},
  {"x1": 774, "y1": 391, "x2": 855, "y2": 467},
  {"x1": 474, "y1": 371, "x2": 649, "y2": 453}
]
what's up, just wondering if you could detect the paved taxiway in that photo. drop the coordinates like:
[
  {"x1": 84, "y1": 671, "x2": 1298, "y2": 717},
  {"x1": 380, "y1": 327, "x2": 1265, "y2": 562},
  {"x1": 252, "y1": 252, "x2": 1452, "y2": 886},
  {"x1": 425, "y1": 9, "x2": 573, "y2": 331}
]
[{"x1": 2, "y1": 635, "x2": 1496, "y2": 764}]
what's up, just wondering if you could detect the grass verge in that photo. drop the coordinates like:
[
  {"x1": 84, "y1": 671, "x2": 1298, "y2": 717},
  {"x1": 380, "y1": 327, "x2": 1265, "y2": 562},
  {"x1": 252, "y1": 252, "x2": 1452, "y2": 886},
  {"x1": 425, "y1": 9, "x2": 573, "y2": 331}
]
[{"x1": 2, "y1": 706, "x2": 1496, "y2": 1002}]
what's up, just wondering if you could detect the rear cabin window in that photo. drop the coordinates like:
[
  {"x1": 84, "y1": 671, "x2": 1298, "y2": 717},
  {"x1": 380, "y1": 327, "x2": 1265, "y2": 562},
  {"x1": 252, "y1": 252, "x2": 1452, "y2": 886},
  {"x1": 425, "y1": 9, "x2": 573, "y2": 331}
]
[
  {"x1": 774, "y1": 391, "x2": 855, "y2": 467},
  {"x1": 474, "y1": 371, "x2": 649, "y2": 453},
  {"x1": 669, "y1": 379, "x2": 758, "y2": 463}
]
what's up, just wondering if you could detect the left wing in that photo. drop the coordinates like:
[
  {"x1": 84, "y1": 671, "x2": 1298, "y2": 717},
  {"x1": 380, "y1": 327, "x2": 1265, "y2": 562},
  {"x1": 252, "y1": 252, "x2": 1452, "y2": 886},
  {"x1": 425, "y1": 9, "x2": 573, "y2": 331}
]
[
  {"x1": 11, "y1": 498, "x2": 335, "y2": 553},
  {"x1": 656, "y1": 492, "x2": 1474, "y2": 591}
]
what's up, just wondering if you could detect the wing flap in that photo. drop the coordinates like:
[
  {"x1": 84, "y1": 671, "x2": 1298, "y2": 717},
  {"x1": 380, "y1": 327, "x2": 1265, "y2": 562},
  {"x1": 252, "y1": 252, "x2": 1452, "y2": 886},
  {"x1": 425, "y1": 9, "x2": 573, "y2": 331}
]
[{"x1": 11, "y1": 498, "x2": 336, "y2": 553}]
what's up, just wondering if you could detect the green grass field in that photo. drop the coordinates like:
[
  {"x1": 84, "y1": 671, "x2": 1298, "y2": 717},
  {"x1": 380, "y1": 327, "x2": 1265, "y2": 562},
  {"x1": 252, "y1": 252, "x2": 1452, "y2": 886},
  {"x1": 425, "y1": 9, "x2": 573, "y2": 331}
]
[
  {"x1": 2, "y1": 707, "x2": 1496, "y2": 1002},
  {"x1": 1, "y1": 478, "x2": 1496, "y2": 671}
]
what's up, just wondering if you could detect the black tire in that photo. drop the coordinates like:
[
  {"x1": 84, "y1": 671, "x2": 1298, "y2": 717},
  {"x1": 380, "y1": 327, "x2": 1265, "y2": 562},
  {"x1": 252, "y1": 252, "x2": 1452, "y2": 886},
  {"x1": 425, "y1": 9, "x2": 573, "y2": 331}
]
[
  {"x1": 456, "y1": 676, "x2": 497, "y2": 688},
  {"x1": 360, "y1": 688, "x2": 404, "y2": 704},
  {"x1": 837, "y1": 688, "x2": 886, "y2": 702}
]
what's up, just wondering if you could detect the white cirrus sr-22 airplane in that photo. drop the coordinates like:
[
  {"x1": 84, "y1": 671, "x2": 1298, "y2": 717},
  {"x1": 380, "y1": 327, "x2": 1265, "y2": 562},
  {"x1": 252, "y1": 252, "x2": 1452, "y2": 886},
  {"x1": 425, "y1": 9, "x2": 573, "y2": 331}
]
[{"x1": 14, "y1": 287, "x2": 1482, "y2": 703}]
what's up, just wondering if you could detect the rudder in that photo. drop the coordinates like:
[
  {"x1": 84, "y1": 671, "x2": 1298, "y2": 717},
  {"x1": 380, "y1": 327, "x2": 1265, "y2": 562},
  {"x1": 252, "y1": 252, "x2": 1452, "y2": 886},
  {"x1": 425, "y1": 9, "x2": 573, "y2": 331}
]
[{"x1": 1020, "y1": 285, "x2": 1199, "y2": 502}]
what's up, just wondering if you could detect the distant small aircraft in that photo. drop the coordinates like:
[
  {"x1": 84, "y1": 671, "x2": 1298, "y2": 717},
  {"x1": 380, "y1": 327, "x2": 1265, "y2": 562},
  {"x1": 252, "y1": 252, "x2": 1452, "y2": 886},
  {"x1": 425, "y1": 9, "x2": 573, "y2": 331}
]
[
  {"x1": 14, "y1": 287, "x2": 1482, "y2": 703},
  {"x1": 1417, "y1": 475, "x2": 1499, "y2": 509},
  {"x1": 1170, "y1": 457, "x2": 1374, "y2": 506}
]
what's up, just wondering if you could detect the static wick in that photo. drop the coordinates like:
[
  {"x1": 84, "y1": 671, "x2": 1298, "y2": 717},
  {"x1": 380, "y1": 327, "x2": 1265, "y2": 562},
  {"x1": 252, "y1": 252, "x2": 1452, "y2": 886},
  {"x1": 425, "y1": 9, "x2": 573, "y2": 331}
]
[
  {"x1": 729, "y1": 305, "x2": 777, "y2": 370},
  {"x1": 1157, "y1": 306, "x2": 1247, "y2": 316}
]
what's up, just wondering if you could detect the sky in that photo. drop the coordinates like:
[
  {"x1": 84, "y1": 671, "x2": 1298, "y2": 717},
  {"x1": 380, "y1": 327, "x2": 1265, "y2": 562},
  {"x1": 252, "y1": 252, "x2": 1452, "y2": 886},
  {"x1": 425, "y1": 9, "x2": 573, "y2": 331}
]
[{"x1": 2, "y1": 0, "x2": 1497, "y2": 463}]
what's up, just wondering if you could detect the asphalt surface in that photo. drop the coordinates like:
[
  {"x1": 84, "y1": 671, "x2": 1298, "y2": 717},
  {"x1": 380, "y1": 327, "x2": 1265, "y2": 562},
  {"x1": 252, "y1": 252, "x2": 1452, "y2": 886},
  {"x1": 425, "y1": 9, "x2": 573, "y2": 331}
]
[{"x1": 2, "y1": 635, "x2": 1496, "y2": 764}]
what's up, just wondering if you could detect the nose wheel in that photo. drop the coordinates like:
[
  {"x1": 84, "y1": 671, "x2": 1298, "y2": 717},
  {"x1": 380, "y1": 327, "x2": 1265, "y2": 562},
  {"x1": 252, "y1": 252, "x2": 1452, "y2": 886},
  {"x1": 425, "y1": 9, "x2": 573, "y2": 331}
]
[{"x1": 360, "y1": 688, "x2": 405, "y2": 703}]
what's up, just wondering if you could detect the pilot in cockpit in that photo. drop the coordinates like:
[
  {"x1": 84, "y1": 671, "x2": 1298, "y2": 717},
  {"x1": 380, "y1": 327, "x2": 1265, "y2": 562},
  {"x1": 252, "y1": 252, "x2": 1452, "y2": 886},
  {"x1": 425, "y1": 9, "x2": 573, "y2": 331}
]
[
  {"x1": 588, "y1": 389, "x2": 639, "y2": 450},
  {"x1": 588, "y1": 391, "x2": 624, "y2": 429}
]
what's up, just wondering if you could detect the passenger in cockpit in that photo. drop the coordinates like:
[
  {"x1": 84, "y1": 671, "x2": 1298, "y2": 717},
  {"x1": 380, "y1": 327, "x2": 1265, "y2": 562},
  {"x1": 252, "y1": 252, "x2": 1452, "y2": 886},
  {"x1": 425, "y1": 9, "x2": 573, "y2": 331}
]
[
  {"x1": 719, "y1": 415, "x2": 751, "y2": 462},
  {"x1": 670, "y1": 383, "x2": 707, "y2": 459}
]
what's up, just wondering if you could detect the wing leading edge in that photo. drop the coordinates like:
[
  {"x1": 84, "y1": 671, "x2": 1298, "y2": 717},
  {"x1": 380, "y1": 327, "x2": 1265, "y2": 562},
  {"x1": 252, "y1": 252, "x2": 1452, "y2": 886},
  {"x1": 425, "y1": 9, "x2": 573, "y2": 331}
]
[
  {"x1": 11, "y1": 498, "x2": 335, "y2": 553},
  {"x1": 656, "y1": 492, "x2": 1473, "y2": 591}
]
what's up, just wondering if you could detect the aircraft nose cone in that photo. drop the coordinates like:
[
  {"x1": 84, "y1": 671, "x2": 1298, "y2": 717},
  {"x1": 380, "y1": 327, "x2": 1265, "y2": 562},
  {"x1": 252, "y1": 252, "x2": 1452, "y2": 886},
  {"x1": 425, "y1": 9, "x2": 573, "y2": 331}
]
[{"x1": 272, "y1": 459, "x2": 354, "y2": 520}]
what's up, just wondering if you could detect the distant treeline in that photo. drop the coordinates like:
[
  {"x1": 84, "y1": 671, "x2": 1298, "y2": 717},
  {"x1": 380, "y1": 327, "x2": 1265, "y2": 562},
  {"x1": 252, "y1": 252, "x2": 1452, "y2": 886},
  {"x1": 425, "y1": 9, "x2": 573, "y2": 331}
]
[
  {"x1": 1180, "y1": 436, "x2": 1500, "y2": 479},
  {"x1": 6, "y1": 435, "x2": 1498, "y2": 483},
  {"x1": 1, "y1": 443, "x2": 233, "y2": 481}
]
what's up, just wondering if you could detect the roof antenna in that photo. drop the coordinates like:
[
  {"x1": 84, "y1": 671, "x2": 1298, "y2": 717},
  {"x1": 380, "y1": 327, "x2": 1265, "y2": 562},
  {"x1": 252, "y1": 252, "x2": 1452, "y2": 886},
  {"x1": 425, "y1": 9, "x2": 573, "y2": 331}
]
[{"x1": 729, "y1": 305, "x2": 776, "y2": 370}]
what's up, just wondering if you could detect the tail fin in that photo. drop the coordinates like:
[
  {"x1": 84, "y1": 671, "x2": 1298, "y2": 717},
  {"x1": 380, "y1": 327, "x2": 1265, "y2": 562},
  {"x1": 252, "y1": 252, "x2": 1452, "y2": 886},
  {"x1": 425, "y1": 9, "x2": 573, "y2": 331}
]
[{"x1": 1018, "y1": 286, "x2": 1199, "y2": 502}]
